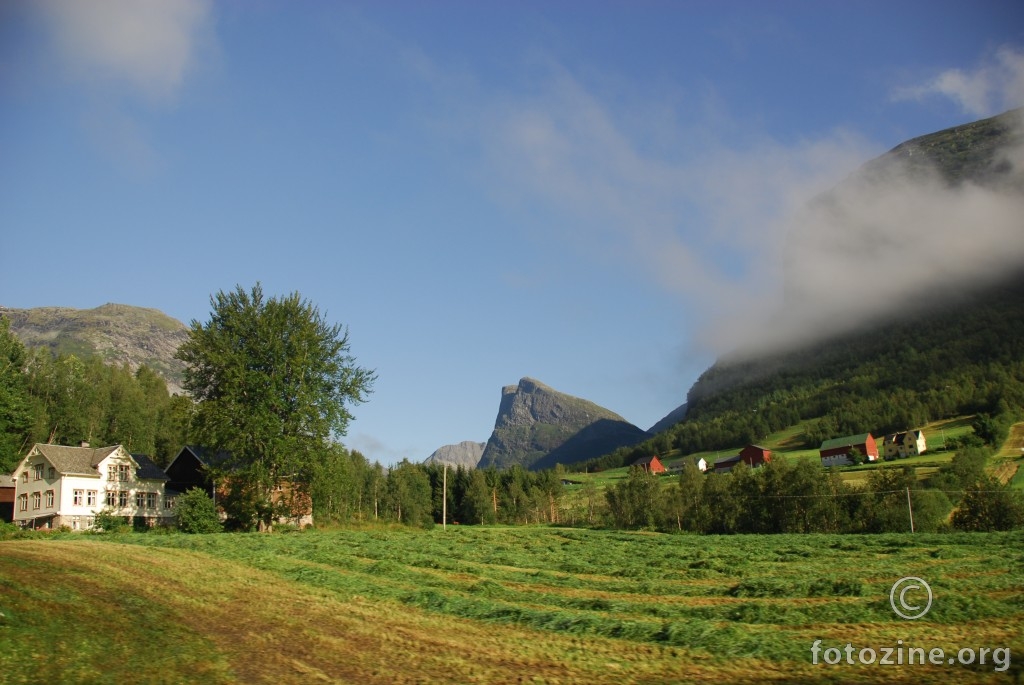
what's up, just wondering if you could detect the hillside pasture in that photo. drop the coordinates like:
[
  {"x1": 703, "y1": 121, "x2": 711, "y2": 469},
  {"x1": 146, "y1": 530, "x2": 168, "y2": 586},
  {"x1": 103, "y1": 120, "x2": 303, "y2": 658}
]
[{"x1": 1, "y1": 527, "x2": 1021, "y2": 684}]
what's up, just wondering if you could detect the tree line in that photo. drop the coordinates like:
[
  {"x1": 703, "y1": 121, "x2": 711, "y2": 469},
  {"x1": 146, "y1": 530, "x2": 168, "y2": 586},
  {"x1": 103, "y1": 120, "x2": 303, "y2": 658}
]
[
  {"x1": 602, "y1": 447, "x2": 1023, "y2": 534},
  {"x1": 3, "y1": 281, "x2": 1021, "y2": 535}
]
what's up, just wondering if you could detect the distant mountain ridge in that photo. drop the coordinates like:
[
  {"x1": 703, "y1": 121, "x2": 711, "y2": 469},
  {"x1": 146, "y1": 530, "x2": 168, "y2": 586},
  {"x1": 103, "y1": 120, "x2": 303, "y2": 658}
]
[
  {"x1": 648, "y1": 403, "x2": 687, "y2": 434},
  {"x1": 478, "y1": 377, "x2": 648, "y2": 471},
  {"x1": 2, "y1": 303, "x2": 188, "y2": 395},
  {"x1": 423, "y1": 441, "x2": 486, "y2": 469}
]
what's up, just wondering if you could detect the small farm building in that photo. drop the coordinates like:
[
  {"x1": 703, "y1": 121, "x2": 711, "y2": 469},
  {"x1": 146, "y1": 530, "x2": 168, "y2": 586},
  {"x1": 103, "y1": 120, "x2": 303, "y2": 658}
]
[
  {"x1": 882, "y1": 431, "x2": 927, "y2": 460},
  {"x1": 633, "y1": 455, "x2": 667, "y2": 474},
  {"x1": 739, "y1": 444, "x2": 772, "y2": 468},
  {"x1": 819, "y1": 433, "x2": 879, "y2": 467}
]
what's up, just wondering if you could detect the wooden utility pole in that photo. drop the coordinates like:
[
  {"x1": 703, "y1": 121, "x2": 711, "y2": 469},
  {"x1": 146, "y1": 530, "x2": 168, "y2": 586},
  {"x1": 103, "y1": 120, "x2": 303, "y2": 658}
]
[{"x1": 906, "y1": 487, "x2": 915, "y2": 533}]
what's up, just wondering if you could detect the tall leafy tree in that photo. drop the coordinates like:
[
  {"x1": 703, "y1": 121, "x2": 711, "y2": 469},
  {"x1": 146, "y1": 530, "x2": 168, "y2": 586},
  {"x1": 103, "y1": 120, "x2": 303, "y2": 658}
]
[
  {"x1": 0, "y1": 318, "x2": 34, "y2": 473},
  {"x1": 952, "y1": 476, "x2": 1024, "y2": 531},
  {"x1": 605, "y1": 466, "x2": 661, "y2": 529},
  {"x1": 385, "y1": 459, "x2": 433, "y2": 527},
  {"x1": 459, "y1": 468, "x2": 495, "y2": 524},
  {"x1": 176, "y1": 284, "x2": 375, "y2": 530}
]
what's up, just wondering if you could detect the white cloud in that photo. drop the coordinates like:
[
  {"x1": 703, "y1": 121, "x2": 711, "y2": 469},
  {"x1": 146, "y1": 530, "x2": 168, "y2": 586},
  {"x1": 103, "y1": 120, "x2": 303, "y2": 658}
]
[
  {"x1": 34, "y1": 0, "x2": 214, "y2": 172},
  {"x1": 473, "y1": 64, "x2": 876, "y2": 347},
  {"x1": 469, "y1": 61, "x2": 1024, "y2": 360},
  {"x1": 349, "y1": 432, "x2": 417, "y2": 468},
  {"x1": 39, "y1": 0, "x2": 212, "y2": 102},
  {"x1": 894, "y1": 46, "x2": 1024, "y2": 117}
]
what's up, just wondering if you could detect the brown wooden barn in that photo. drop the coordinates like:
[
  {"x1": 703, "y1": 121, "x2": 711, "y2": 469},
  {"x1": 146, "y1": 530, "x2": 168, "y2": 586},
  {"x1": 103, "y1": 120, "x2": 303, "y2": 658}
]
[
  {"x1": 0, "y1": 478, "x2": 14, "y2": 523},
  {"x1": 739, "y1": 444, "x2": 772, "y2": 468}
]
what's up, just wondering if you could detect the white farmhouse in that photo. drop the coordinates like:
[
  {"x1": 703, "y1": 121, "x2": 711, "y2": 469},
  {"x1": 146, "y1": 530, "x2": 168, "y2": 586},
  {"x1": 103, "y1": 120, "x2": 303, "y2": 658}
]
[
  {"x1": 11, "y1": 443, "x2": 175, "y2": 530},
  {"x1": 882, "y1": 430, "x2": 927, "y2": 460}
]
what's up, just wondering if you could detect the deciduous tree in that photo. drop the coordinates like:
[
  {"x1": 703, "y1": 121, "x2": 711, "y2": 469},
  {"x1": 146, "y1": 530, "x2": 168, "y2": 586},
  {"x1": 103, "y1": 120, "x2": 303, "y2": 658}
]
[
  {"x1": 0, "y1": 319, "x2": 33, "y2": 473},
  {"x1": 176, "y1": 284, "x2": 375, "y2": 530}
]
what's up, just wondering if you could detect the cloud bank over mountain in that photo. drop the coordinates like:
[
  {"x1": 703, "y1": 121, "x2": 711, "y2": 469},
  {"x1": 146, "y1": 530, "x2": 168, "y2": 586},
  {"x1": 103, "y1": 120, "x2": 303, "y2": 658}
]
[{"x1": 461, "y1": 49, "x2": 1024, "y2": 360}]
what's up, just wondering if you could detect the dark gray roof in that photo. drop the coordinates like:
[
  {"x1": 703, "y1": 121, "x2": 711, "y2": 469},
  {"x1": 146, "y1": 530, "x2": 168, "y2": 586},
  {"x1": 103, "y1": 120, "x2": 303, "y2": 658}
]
[
  {"x1": 131, "y1": 454, "x2": 170, "y2": 482},
  {"x1": 32, "y1": 444, "x2": 120, "y2": 476},
  {"x1": 178, "y1": 445, "x2": 232, "y2": 468},
  {"x1": 29, "y1": 444, "x2": 169, "y2": 482}
]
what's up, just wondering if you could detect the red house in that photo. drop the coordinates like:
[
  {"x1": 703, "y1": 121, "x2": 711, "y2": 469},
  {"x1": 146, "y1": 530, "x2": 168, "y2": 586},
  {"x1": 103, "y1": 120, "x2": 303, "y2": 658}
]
[
  {"x1": 739, "y1": 444, "x2": 772, "y2": 468},
  {"x1": 633, "y1": 455, "x2": 667, "y2": 474}
]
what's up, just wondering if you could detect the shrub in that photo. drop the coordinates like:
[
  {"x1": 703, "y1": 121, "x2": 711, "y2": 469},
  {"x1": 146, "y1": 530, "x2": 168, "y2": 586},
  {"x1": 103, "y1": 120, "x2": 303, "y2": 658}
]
[
  {"x1": 175, "y1": 488, "x2": 222, "y2": 534},
  {"x1": 93, "y1": 509, "x2": 129, "y2": 533}
]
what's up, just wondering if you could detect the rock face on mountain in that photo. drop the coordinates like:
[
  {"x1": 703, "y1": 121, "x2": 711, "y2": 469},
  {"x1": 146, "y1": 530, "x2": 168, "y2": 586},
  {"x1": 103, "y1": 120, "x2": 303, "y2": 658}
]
[
  {"x1": 478, "y1": 377, "x2": 648, "y2": 471},
  {"x1": 423, "y1": 441, "x2": 486, "y2": 469},
  {"x1": 2, "y1": 303, "x2": 189, "y2": 394}
]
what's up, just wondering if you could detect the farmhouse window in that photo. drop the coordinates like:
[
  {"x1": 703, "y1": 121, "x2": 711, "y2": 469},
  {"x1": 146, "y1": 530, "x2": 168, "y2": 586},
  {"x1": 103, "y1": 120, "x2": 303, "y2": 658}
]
[
  {"x1": 45, "y1": 490, "x2": 54, "y2": 508},
  {"x1": 118, "y1": 491, "x2": 128, "y2": 507},
  {"x1": 165, "y1": 497, "x2": 176, "y2": 510},
  {"x1": 136, "y1": 492, "x2": 145, "y2": 508},
  {"x1": 21, "y1": 471, "x2": 27, "y2": 483},
  {"x1": 18, "y1": 494, "x2": 27, "y2": 511},
  {"x1": 33, "y1": 464, "x2": 43, "y2": 480},
  {"x1": 146, "y1": 492, "x2": 156, "y2": 509},
  {"x1": 106, "y1": 491, "x2": 116, "y2": 507},
  {"x1": 87, "y1": 490, "x2": 97, "y2": 506},
  {"x1": 48, "y1": 467, "x2": 56, "y2": 480},
  {"x1": 74, "y1": 490, "x2": 84, "y2": 506},
  {"x1": 108, "y1": 464, "x2": 131, "y2": 482},
  {"x1": 31, "y1": 492, "x2": 40, "y2": 509}
]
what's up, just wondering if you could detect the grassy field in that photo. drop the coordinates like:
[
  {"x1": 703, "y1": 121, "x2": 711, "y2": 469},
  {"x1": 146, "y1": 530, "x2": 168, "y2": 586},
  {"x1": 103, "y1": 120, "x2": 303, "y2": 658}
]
[{"x1": 1, "y1": 526, "x2": 1021, "y2": 684}]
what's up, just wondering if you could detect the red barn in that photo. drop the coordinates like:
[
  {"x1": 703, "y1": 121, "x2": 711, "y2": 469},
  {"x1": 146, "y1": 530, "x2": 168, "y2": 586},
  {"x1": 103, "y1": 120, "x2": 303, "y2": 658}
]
[
  {"x1": 633, "y1": 455, "x2": 667, "y2": 474},
  {"x1": 740, "y1": 444, "x2": 772, "y2": 468},
  {"x1": 819, "y1": 433, "x2": 879, "y2": 467}
]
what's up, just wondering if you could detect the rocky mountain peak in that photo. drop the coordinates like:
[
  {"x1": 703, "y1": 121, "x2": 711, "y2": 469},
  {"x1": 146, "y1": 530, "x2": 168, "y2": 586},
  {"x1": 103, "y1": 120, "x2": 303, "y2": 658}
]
[
  {"x1": 3, "y1": 304, "x2": 189, "y2": 395},
  {"x1": 479, "y1": 377, "x2": 648, "y2": 470}
]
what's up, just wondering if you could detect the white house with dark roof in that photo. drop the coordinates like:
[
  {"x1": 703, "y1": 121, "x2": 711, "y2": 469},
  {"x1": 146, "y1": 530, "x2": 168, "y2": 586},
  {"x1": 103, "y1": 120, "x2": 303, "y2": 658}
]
[
  {"x1": 882, "y1": 430, "x2": 927, "y2": 460},
  {"x1": 11, "y1": 443, "x2": 175, "y2": 530}
]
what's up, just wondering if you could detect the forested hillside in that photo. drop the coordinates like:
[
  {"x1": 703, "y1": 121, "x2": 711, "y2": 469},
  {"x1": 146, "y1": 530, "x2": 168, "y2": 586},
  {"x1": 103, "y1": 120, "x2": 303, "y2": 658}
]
[
  {"x1": 2, "y1": 304, "x2": 188, "y2": 393},
  {"x1": 581, "y1": 109, "x2": 1024, "y2": 473},
  {"x1": 584, "y1": 276, "x2": 1024, "y2": 472}
]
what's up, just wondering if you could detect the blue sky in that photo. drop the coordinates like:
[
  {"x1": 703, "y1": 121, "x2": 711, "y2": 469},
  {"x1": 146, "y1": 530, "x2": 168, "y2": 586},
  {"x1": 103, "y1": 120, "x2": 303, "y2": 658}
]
[{"x1": 2, "y1": 1, "x2": 1023, "y2": 466}]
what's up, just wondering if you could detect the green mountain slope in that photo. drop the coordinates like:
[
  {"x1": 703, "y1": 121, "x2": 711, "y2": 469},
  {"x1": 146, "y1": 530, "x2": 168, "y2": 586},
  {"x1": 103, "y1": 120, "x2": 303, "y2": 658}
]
[{"x1": 2, "y1": 303, "x2": 188, "y2": 394}]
